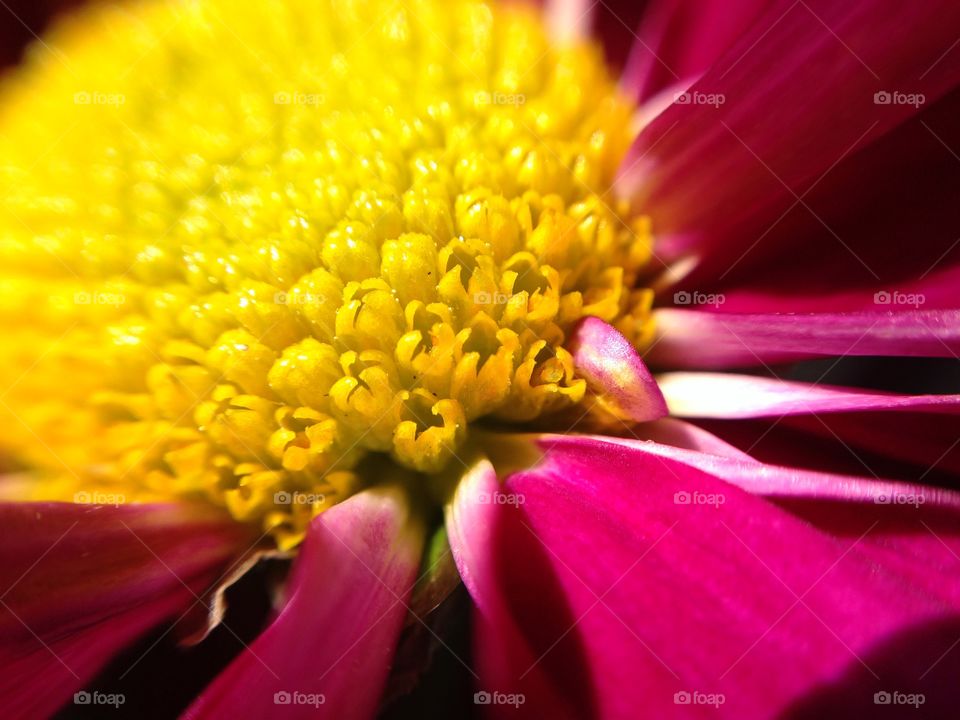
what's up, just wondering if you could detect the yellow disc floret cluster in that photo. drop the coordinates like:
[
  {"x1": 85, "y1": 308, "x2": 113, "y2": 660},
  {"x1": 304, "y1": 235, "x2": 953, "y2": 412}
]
[{"x1": 0, "y1": 0, "x2": 652, "y2": 547}]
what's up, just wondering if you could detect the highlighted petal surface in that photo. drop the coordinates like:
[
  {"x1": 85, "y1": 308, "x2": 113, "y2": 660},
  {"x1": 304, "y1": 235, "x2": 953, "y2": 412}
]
[
  {"x1": 186, "y1": 488, "x2": 423, "y2": 720},
  {"x1": 649, "y1": 309, "x2": 960, "y2": 369},
  {"x1": 659, "y1": 372, "x2": 960, "y2": 418},
  {"x1": 569, "y1": 317, "x2": 667, "y2": 422}
]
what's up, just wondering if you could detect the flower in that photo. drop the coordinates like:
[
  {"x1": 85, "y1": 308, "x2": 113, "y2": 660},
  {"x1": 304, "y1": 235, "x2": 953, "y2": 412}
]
[{"x1": 0, "y1": 0, "x2": 959, "y2": 717}]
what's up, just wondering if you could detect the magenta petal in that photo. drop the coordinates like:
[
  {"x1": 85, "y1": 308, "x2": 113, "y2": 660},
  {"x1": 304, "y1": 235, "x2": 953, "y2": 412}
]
[
  {"x1": 649, "y1": 308, "x2": 960, "y2": 368},
  {"x1": 631, "y1": 417, "x2": 758, "y2": 460},
  {"x1": 589, "y1": 433, "x2": 960, "y2": 508},
  {"x1": 449, "y1": 434, "x2": 960, "y2": 718},
  {"x1": 0, "y1": 502, "x2": 251, "y2": 719},
  {"x1": 701, "y1": 410, "x2": 960, "y2": 482},
  {"x1": 621, "y1": 0, "x2": 776, "y2": 103},
  {"x1": 545, "y1": 434, "x2": 960, "y2": 609},
  {"x1": 659, "y1": 372, "x2": 960, "y2": 418},
  {"x1": 572, "y1": 434, "x2": 960, "y2": 592},
  {"x1": 653, "y1": 361, "x2": 960, "y2": 481},
  {"x1": 691, "y1": 265, "x2": 960, "y2": 314},
  {"x1": 568, "y1": 317, "x2": 667, "y2": 422},
  {"x1": 185, "y1": 489, "x2": 423, "y2": 720},
  {"x1": 665, "y1": 88, "x2": 960, "y2": 298},
  {"x1": 621, "y1": 0, "x2": 960, "y2": 270},
  {"x1": 445, "y1": 459, "x2": 586, "y2": 719}
]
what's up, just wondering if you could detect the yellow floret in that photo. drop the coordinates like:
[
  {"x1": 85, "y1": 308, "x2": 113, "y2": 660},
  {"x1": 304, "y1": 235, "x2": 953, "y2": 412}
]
[{"x1": 0, "y1": 0, "x2": 652, "y2": 548}]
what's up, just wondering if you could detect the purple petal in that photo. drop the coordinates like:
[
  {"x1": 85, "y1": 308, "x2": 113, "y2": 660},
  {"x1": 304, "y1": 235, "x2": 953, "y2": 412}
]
[
  {"x1": 649, "y1": 308, "x2": 960, "y2": 369},
  {"x1": 569, "y1": 317, "x2": 667, "y2": 422},
  {"x1": 448, "y1": 433, "x2": 960, "y2": 718},
  {"x1": 185, "y1": 488, "x2": 423, "y2": 720},
  {"x1": 0, "y1": 502, "x2": 252, "y2": 719}
]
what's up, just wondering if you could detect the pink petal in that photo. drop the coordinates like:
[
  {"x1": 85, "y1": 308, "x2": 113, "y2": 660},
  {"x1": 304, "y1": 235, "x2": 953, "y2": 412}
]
[
  {"x1": 185, "y1": 488, "x2": 423, "y2": 720},
  {"x1": 655, "y1": 369, "x2": 960, "y2": 481},
  {"x1": 568, "y1": 317, "x2": 667, "y2": 422},
  {"x1": 0, "y1": 502, "x2": 252, "y2": 719},
  {"x1": 587, "y1": 432, "x2": 960, "y2": 575},
  {"x1": 621, "y1": 0, "x2": 776, "y2": 102},
  {"x1": 449, "y1": 433, "x2": 960, "y2": 718},
  {"x1": 663, "y1": 88, "x2": 960, "y2": 298},
  {"x1": 719, "y1": 409, "x2": 960, "y2": 481},
  {"x1": 631, "y1": 417, "x2": 758, "y2": 460},
  {"x1": 584, "y1": 432, "x2": 959, "y2": 506},
  {"x1": 688, "y1": 265, "x2": 960, "y2": 314},
  {"x1": 649, "y1": 308, "x2": 960, "y2": 369},
  {"x1": 659, "y1": 372, "x2": 960, "y2": 418},
  {"x1": 620, "y1": 0, "x2": 960, "y2": 273},
  {"x1": 445, "y1": 459, "x2": 588, "y2": 719},
  {"x1": 543, "y1": 0, "x2": 593, "y2": 45}
]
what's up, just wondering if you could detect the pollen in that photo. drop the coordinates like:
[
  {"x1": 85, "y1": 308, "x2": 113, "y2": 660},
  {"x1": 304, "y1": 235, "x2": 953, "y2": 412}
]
[{"x1": 0, "y1": 0, "x2": 653, "y2": 547}]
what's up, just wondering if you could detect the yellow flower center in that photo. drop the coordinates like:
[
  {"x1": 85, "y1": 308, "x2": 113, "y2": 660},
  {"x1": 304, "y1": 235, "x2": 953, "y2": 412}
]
[{"x1": 0, "y1": 0, "x2": 652, "y2": 548}]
